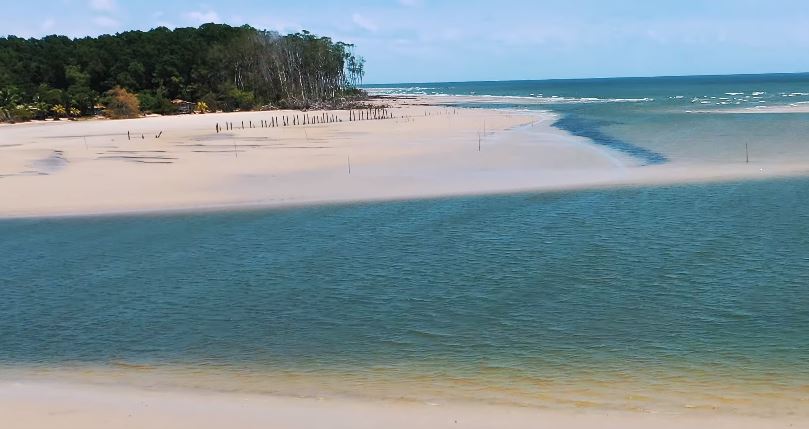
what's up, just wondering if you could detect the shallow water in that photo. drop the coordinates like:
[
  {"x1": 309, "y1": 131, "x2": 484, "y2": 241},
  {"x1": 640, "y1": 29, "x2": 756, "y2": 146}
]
[
  {"x1": 2, "y1": 178, "x2": 809, "y2": 415},
  {"x1": 366, "y1": 74, "x2": 809, "y2": 165}
]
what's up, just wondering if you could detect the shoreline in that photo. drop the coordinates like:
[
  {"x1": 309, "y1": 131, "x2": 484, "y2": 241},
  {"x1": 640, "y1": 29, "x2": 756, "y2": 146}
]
[{"x1": 1, "y1": 380, "x2": 804, "y2": 429}]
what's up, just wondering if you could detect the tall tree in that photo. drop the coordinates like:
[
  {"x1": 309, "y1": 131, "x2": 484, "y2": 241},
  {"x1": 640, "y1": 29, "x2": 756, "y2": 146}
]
[{"x1": 0, "y1": 24, "x2": 366, "y2": 121}]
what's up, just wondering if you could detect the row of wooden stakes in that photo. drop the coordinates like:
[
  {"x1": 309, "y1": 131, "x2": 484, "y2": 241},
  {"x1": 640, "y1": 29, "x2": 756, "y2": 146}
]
[
  {"x1": 127, "y1": 130, "x2": 162, "y2": 140},
  {"x1": 214, "y1": 108, "x2": 397, "y2": 133}
]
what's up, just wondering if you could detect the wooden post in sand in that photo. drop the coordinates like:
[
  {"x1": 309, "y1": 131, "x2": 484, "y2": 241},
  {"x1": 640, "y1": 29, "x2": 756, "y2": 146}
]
[
  {"x1": 127, "y1": 131, "x2": 130, "y2": 141},
  {"x1": 478, "y1": 132, "x2": 481, "y2": 152},
  {"x1": 348, "y1": 155, "x2": 351, "y2": 175},
  {"x1": 746, "y1": 144, "x2": 750, "y2": 163}
]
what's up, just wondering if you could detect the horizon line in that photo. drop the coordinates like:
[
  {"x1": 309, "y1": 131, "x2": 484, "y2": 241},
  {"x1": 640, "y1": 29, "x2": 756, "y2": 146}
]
[{"x1": 363, "y1": 71, "x2": 809, "y2": 86}]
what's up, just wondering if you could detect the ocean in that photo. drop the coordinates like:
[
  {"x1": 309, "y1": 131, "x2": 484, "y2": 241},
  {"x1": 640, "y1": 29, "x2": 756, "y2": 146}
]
[
  {"x1": 366, "y1": 73, "x2": 809, "y2": 166},
  {"x1": 3, "y1": 74, "x2": 809, "y2": 416}
]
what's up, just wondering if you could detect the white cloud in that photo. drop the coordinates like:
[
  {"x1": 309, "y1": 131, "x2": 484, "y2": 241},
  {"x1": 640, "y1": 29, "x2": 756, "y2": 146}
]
[
  {"x1": 184, "y1": 9, "x2": 221, "y2": 24},
  {"x1": 88, "y1": 0, "x2": 115, "y2": 11},
  {"x1": 352, "y1": 13, "x2": 378, "y2": 32},
  {"x1": 93, "y1": 16, "x2": 120, "y2": 28}
]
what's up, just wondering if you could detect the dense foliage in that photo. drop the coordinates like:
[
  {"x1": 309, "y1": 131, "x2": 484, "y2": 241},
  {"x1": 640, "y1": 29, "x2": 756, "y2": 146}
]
[{"x1": 0, "y1": 24, "x2": 365, "y2": 121}]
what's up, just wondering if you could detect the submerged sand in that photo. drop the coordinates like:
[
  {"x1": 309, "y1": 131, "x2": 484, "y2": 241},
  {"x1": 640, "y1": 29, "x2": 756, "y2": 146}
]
[{"x1": 2, "y1": 98, "x2": 807, "y2": 218}]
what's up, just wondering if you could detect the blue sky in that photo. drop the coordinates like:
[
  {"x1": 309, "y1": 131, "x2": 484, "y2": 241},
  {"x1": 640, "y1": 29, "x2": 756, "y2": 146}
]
[{"x1": 3, "y1": 0, "x2": 809, "y2": 83}]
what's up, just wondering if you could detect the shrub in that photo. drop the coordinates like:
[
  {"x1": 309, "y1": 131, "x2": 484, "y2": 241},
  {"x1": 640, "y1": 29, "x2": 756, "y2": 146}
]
[
  {"x1": 200, "y1": 92, "x2": 219, "y2": 112},
  {"x1": 138, "y1": 91, "x2": 177, "y2": 115},
  {"x1": 51, "y1": 104, "x2": 66, "y2": 119},
  {"x1": 5, "y1": 105, "x2": 35, "y2": 122},
  {"x1": 219, "y1": 86, "x2": 255, "y2": 112},
  {"x1": 195, "y1": 101, "x2": 210, "y2": 114},
  {"x1": 104, "y1": 86, "x2": 141, "y2": 119}
]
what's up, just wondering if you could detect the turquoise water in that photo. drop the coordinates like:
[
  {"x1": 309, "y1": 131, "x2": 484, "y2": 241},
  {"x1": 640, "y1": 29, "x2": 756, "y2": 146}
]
[
  {"x1": 3, "y1": 74, "x2": 809, "y2": 414},
  {"x1": 2, "y1": 178, "x2": 809, "y2": 414},
  {"x1": 366, "y1": 73, "x2": 809, "y2": 165}
]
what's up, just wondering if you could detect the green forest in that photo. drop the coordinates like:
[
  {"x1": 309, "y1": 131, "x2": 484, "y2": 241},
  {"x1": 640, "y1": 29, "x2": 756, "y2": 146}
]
[{"x1": 0, "y1": 24, "x2": 366, "y2": 122}]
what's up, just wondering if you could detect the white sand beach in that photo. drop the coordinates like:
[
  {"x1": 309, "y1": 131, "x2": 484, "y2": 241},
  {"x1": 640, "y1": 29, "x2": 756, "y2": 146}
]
[
  {"x1": 1, "y1": 381, "x2": 805, "y2": 429},
  {"x1": 2, "y1": 98, "x2": 807, "y2": 218}
]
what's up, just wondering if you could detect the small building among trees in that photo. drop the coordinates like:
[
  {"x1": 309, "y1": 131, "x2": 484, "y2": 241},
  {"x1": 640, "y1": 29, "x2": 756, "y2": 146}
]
[{"x1": 171, "y1": 99, "x2": 195, "y2": 114}]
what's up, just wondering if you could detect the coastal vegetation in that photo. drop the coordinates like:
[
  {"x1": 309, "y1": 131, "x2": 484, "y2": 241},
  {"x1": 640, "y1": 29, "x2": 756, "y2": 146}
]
[{"x1": 0, "y1": 24, "x2": 365, "y2": 122}]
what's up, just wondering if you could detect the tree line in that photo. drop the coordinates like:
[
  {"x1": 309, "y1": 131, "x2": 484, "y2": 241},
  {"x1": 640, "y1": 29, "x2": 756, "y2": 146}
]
[{"x1": 0, "y1": 24, "x2": 365, "y2": 122}]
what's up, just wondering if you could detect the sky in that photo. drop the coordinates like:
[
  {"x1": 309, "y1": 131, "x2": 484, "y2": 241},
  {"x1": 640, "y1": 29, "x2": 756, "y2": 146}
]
[{"x1": 3, "y1": 0, "x2": 809, "y2": 83}]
